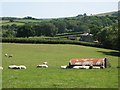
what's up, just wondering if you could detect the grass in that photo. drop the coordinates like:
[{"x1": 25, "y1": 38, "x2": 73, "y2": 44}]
[
  {"x1": 95, "y1": 11, "x2": 117, "y2": 16},
  {"x1": 0, "y1": 20, "x2": 9, "y2": 24},
  {"x1": 2, "y1": 22, "x2": 24, "y2": 26},
  {"x1": 0, "y1": 20, "x2": 25, "y2": 26},
  {"x1": 2, "y1": 43, "x2": 118, "y2": 88},
  {"x1": 0, "y1": 19, "x2": 50, "y2": 26},
  {"x1": 14, "y1": 19, "x2": 42, "y2": 23}
]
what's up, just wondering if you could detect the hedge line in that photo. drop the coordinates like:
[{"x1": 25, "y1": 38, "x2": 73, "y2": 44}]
[
  {"x1": 56, "y1": 32, "x2": 82, "y2": 37},
  {"x1": 2, "y1": 38, "x2": 117, "y2": 50}
]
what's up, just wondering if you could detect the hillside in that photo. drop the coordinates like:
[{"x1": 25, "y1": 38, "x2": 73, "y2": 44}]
[
  {"x1": 0, "y1": 11, "x2": 118, "y2": 26},
  {"x1": 2, "y1": 43, "x2": 118, "y2": 88},
  {"x1": 94, "y1": 11, "x2": 118, "y2": 16},
  {"x1": 1, "y1": 11, "x2": 118, "y2": 50}
]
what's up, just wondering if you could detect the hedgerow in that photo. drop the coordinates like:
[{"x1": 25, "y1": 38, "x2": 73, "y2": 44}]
[{"x1": 2, "y1": 37, "x2": 117, "y2": 50}]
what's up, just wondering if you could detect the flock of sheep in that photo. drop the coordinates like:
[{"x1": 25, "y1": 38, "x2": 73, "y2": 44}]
[
  {"x1": 60, "y1": 65, "x2": 102, "y2": 69},
  {"x1": 5, "y1": 53, "x2": 13, "y2": 58},
  {"x1": 8, "y1": 62, "x2": 48, "y2": 69},
  {"x1": 0, "y1": 53, "x2": 104, "y2": 70},
  {"x1": 1, "y1": 53, "x2": 48, "y2": 70},
  {"x1": 3, "y1": 53, "x2": 68, "y2": 70}
]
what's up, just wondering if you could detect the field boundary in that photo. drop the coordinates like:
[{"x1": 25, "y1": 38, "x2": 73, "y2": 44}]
[{"x1": 2, "y1": 38, "x2": 118, "y2": 50}]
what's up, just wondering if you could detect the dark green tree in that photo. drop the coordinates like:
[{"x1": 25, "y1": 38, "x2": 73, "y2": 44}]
[
  {"x1": 9, "y1": 19, "x2": 14, "y2": 22},
  {"x1": 78, "y1": 25, "x2": 89, "y2": 32},
  {"x1": 83, "y1": 13, "x2": 87, "y2": 16},
  {"x1": 97, "y1": 23, "x2": 118, "y2": 49},
  {"x1": 17, "y1": 24, "x2": 35, "y2": 38},
  {"x1": 34, "y1": 25, "x2": 42, "y2": 36},
  {"x1": 89, "y1": 24, "x2": 101, "y2": 40},
  {"x1": 54, "y1": 21, "x2": 67, "y2": 33},
  {"x1": 2, "y1": 30, "x2": 16, "y2": 37},
  {"x1": 40, "y1": 23, "x2": 58, "y2": 37}
]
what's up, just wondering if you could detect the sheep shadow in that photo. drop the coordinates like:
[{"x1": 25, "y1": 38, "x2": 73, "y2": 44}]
[{"x1": 97, "y1": 51, "x2": 120, "y2": 57}]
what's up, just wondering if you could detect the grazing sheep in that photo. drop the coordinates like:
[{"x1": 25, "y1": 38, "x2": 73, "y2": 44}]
[
  {"x1": 8, "y1": 65, "x2": 26, "y2": 69},
  {"x1": 73, "y1": 66, "x2": 90, "y2": 69},
  {"x1": 36, "y1": 64, "x2": 48, "y2": 68},
  {"x1": 5, "y1": 53, "x2": 8, "y2": 57},
  {"x1": 8, "y1": 65, "x2": 17, "y2": 69},
  {"x1": 9, "y1": 54, "x2": 13, "y2": 58},
  {"x1": 18, "y1": 65, "x2": 27, "y2": 69},
  {"x1": 60, "y1": 66, "x2": 68, "y2": 69},
  {"x1": 43, "y1": 62, "x2": 48, "y2": 65}
]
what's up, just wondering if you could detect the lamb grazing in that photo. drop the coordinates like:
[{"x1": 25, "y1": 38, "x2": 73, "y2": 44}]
[
  {"x1": 60, "y1": 66, "x2": 68, "y2": 69},
  {"x1": 36, "y1": 64, "x2": 48, "y2": 68},
  {"x1": 8, "y1": 65, "x2": 26, "y2": 69},
  {"x1": 18, "y1": 65, "x2": 26, "y2": 69},
  {"x1": 73, "y1": 66, "x2": 90, "y2": 69},
  {"x1": 5, "y1": 53, "x2": 8, "y2": 57},
  {"x1": 9, "y1": 54, "x2": 13, "y2": 58},
  {"x1": 43, "y1": 62, "x2": 48, "y2": 65},
  {"x1": 8, "y1": 65, "x2": 17, "y2": 69}
]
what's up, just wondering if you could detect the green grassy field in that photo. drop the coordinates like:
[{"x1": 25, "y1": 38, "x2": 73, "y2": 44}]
[
  {"x1": 2, "y1": 43, "x2": 118, "y2": 88},
  {"x1": 0, "y1": 20, "x2": 9, "y2": 24},
  {"x1": 1, "y1": 22, "x2": 24, "y2": 26},
  {"x1": 94, "y1": 11, "x2": 117, "y2": 16},
  {"x1": 0, "y1": 20, "x2": 24, "y2": 26},
  {"x1": 0, "y1": 19, "x2": 51, "y2": 26},
  {"x1": 14, "y1": 19, "x2": 42, "y2": 23}
]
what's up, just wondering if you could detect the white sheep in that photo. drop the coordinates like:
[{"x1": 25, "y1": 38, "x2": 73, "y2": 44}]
[
  {"x1": 18, "y1": 65, "x2": 26, "y2": 69},
  {"x1": 9, "y1": 54, "x2": 13, "y2": 58},
  {"x1": 5, "y1": 53, "x2": 8, "y2": 57},
  {"x1": 73, "y1": 66, "x2": 90, "y2": 69},
  {"x1": 36, "y1": 64, "x2": 48, "y2": 68},
  {"x1": 60, "y1": 66, "x2": 68, "y2": 69},
  {"x1": 8, "y1": 65, "x2": 26, "y2": 69},
  {"x1": 8, "y1": 65, "x2": 17, "y2": 69},
  {"x1": 43, "y1": 62, "x2": 48, "y2": 65}
]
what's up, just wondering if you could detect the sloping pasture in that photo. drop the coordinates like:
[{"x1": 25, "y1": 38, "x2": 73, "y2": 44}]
[{"x1": 2, "y1": 43, "x2": 118, "y2": 88}]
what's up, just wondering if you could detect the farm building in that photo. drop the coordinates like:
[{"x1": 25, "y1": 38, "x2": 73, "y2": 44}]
[
  {"x1": 69, "y1": 58, "x2": 109, "y2": 68},
  {"x1": 61, "y1": 58, "x2": 109, "y2": 69},
  {"x1": 79, "y1": 33, "x2": 93, "y2": 42},
  {"x1": 68, "y1": 36, "x2": 77, "y2": 40}
]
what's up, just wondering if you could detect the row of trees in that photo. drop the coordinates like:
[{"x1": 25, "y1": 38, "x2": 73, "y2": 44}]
[
  {"x1": 89, "y1": 23, "x2": 118, "y2": 49},
  {"x1": 2, "y1": 15, "x2": 117, "y2": 38},
  {"x1": 2, "y1": 22, "x2": 58, "y2": 37},
  {"x1": 17, "y1": 23, "x2": 58, "y2": 37},
  {"x1": 98, "y1": 23, "x2": 118, "y2": 49},
  {"x1": 1, "y1": 15, "x2": 119, "y2": 50},
  {"x1": 2, "y1": 15, "x2": 118, "y2": 49}
]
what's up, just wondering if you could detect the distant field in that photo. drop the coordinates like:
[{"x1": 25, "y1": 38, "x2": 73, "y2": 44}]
[
  {"x1": 1, "y1": 22, "x2": 24, "y2": 26},
  {"x1": 0, "y1": 19, "x2": 51, "y2": 26},
  {"x1": 2, "y1": 43, "x2": 118, "y2": 88},
  {"x1": 0, "y1": 20, "x2": 9, "y2": 24},
  {"x1": 14, "y1": 19, "x2": 42, "y2": 23},
  {"x1": 95, "y1": 11, "x2": 117, "y2": 16}
]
